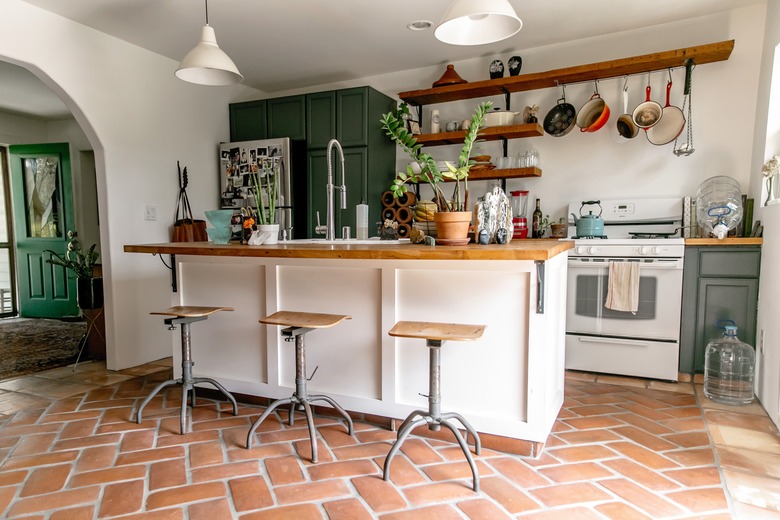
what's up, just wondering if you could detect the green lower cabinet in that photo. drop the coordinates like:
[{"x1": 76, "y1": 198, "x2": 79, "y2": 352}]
[
  {"x1": 307, "y1": 147, "x2": 368, "y2": 238},
  {"x1": 679, "y1": 246, "x2": 760, "y2": 373}
]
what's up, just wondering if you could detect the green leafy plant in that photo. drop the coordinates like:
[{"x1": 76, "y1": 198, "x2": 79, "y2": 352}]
[
  {"x1": 250, "y1": 159, "x2": 278, "y2": 225},
  {"x1": 539, "y1": 215, "x2": 566, "y2": 237},
  {"x1": 45, "y1": 231, "x2": 99, "y2": 279},
  {"x1": 381, "y1": 101, "x2": 492, "y2": 212}
]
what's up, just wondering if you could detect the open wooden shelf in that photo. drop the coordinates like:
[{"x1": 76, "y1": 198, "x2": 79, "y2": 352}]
[
  {"x1": 399, "y1": 40, "x2": 734, "y2": 106},
  {"x1": 466, "y1": 167, "x2": 541, "y2": 181},
  {"x1": 415, "y1": 123, "x2": 543, "y2": 146}
]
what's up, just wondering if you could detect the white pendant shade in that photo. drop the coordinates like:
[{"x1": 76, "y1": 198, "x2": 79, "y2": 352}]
[
  {"x1": 435, "y1": 0, "x2": 522, "y2": 46},
  {"x1": 175, "y1": 25, "x2": 243, "y2": 86}
]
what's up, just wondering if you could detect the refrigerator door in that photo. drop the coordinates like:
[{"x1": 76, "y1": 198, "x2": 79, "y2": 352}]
[{"x1": 219, "y1": 138, "x2": 292, "y2": 238}]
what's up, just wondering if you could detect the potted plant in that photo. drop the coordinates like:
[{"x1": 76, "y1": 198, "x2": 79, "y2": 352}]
[
  {"x1": 540, "y1": 216, "x2": 567, "y2": 238},
  {"x1": 249, "y1": 158, "x2": 280, "y2": 244},
  {"x1": 45, "y1": 230, "x2": 102, "y2": 309},
  {"x1": 381, "y1": 101, "x2": 492, "y2": 242}
]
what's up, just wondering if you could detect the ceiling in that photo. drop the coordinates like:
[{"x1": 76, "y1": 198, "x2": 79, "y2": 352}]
[{"x1": 2, "y1": 0, "x2": 765, "y2": 120}]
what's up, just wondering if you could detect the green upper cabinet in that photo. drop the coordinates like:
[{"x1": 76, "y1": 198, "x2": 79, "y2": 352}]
[
  {"x1": 337, "y1": 88, "x2": 370, "y2": 148},
  {"x1": 306, "y1": 87, "x2": 393, "y2": 149},
  {"x1": 229, "y1": 100, "x2": 267, "y2": 141},
  {"x1": 306, "y1": 92, "x2": 336, "y2": 149},
  {"x1": 267, "y1": 95, "x2": 306, "y2": 140}
]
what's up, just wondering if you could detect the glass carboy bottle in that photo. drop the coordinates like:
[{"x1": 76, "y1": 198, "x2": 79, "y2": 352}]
[{"x1": 704, "y1": 324, "x2": 755, "y2": 405}]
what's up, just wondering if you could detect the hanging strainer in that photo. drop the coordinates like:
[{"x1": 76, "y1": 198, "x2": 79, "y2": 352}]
[{"x1": 674, "y1": 59, "x2": 695, "y2": 156}]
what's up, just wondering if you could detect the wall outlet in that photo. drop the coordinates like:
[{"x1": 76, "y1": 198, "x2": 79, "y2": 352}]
[{"x1": 144, "y1": 205, "x2": 157, "y2": 221}]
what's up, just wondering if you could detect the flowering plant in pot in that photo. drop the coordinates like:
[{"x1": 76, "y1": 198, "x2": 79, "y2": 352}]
[
  {"x1": 381, "y1": 101, "x2": 491, "y2": 242},
  {"x1": 45, "y1": 230, "x2": 102, "y2": 309}
]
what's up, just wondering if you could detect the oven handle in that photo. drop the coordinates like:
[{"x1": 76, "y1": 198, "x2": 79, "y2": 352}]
[
  {"x1": 568, "y1": 259, "x2": 683, "y2": 269},
  {"x1": 576, "y1": 336, "x2": 649, "y2": 347}
]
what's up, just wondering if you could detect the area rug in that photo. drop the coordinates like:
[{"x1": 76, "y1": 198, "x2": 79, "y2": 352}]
[{"x1": 0, "y1": 318, "x2": 86, "y2": 380}]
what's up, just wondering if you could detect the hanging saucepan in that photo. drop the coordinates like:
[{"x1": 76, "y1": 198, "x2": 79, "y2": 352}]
[
  {"x1": 543, "y1": 85, "x2": 577, "y2": 137},
  {"x1": 632, "y1": 80, "x2": 663, "y2": 129},
  {"x1": 616, "y1": 80, "x2": 639, "y2": 139},
  {"x1": 647, "y1": 77, "x2": 686, "y2": 146},
  {"x1": 576, "y1": 94, "x2": 610, "y2": 132}
]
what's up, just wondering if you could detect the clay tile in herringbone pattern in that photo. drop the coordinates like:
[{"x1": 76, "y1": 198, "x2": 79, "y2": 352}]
[{"x1": 0, "y1": 362, "x2": 775, "y2": 518}]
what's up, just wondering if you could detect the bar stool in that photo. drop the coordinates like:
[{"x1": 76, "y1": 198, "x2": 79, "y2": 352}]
[
  {"x1": 136, "y1": 306, "x2": 239, "y2": 434},
  {"x1": 246, "y1": 310, "x2": 354, "y2": 463},
  {"x1": 383, "y1": 320, "x2": 485, "y2": 492}
]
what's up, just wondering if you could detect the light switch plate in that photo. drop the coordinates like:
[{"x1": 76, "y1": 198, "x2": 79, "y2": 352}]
[{"x1": 144, "y1": 205, "x2": 157, "y2": 221}]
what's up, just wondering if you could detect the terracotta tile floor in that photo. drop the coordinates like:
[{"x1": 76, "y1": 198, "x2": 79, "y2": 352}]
[{"x1": 0, "y1": 359, "x2": 777, "y2": 518}]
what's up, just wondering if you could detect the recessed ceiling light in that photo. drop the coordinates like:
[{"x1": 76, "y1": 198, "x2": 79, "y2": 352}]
[{"x1": 407, "y1": 20, "x2": 433, "y2": 31}]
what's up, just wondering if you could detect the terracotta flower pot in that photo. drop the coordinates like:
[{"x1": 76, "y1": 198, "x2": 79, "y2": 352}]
[{"x1": 433, "y1": 211, "x2": 472, "y2": 245}]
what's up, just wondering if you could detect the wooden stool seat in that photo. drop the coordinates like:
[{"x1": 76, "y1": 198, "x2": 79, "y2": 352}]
[
  {"x1": 247, "y1": 310, "x2": 354, "y2": 462},
  {"x1": 151, "y1": 306, "x2": 234, "y2": 318},
  {"x1": 136, "y1": 305, "x2": 238, "y2": 434},
  {"x1": 388, "y1": 321, "x2": 485, "y2": 342},
  {"x1": 260, "y1": 310, "x2": 350, "y2": 329},
  {"x1": 383, "y1": 320, "x2": 485, "y2": 492}
]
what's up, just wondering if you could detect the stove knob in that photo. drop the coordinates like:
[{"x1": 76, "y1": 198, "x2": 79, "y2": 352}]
[
  {"x1": 639, "y1": 246, "x2": 650, "y2": 255},
  {"x1": 652, "y1": 246, "x2": 662, "y2": 255},
  {"x1": 588, "y1": 246, "x2": 601, "y2": 255},
  {"x1": 574, "y1": 246, "x2": 588, "y2": 255}
]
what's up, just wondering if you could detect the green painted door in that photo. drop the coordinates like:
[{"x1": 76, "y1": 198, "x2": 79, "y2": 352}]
[{"x1": 9, "y1": 143, "x2": 78, "y2": 318}]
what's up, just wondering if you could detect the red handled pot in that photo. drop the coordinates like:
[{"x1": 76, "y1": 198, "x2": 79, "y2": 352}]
[
  {"x1": 632, "y1": 84, "x2": 663, "y2": 129},
  {"x1": 647, "y1": 79, "x2": 685, "y2": 146}
]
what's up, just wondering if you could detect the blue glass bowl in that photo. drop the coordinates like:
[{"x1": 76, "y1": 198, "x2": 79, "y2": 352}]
[
  {"x1": 206, "y1": 226, "x2": 232, "y2": 244},
  {"x1": 205, "y1": 209, "x2": 235, "y2": 228}
]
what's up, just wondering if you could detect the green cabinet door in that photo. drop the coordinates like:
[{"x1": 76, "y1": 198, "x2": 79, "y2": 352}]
[
  {"x1": 694, "y1": 277, "x2": 758, "y2": 372},
  {"x1": 267, "y1": 95, "x2": 306, "y2": 140},
  {"x1": 337, "y1": 87, "x2": 369, "y2": 148},
  {"x1": 680, "y1": 246, "x2": 761, "y2": 373},
  {"x1": 229, "y1": 100, "x2": 267, "y2": 141},
  {"x1": 306, "y1": 91, "x2": 336, "y2": 150},
  {"x1": 306, "y1": 147, "x2": 368, "y2": 237}
]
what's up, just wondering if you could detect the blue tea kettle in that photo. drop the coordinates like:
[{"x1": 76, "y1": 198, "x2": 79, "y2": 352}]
[{"x1": 571, "y1": 200, "x2": 605, "y2": 237}]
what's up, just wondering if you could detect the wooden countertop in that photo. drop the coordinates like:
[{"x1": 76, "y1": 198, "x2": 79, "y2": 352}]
[
  {"x1": 685, "y1": 238, "x2": 763, "y2": 246},
  {"x1": 124, "y1": 239, "x2": 572, "y2": 261}
]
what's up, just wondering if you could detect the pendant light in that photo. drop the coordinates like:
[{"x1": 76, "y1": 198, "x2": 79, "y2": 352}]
[
  {"x1": 175, "y1": 0, "x2": 243, "y2": 86},
  {"x1": 434, "y1": 0, "x2": 523, "y2": 46}
]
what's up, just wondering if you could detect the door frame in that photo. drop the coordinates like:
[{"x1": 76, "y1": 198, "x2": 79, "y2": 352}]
[{"x1": 0, "y1": 146, "x2": 17, "y2": 317}]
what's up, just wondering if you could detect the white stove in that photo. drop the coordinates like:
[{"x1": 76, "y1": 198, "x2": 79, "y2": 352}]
[{"x1": 564, "y1": 197, "x2": 685, "y2": 381}]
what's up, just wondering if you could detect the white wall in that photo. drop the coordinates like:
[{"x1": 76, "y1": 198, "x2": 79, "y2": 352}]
[
  {"x1": 753, "y1": 0, "x2": 780, "y2": 429},
  {"x1": 0, "y1": 1, "x2": 771, "y2": 380}
]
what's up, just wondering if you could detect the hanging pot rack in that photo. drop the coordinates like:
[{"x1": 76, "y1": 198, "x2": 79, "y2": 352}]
[{"x1": 399, "y1": 40, "x2": 734, "y2": 107}]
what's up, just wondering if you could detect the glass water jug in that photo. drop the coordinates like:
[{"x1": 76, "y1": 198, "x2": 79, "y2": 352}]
[{"x1": 704, "y1": 324, "x2": 755, "y2": 405}]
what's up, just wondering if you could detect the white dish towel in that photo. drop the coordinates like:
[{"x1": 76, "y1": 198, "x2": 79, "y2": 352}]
[{"x1": 605, "y1": 261, "x2": 640, "y2": 313}]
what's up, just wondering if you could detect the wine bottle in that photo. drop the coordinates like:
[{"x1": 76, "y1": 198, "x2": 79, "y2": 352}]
[{"x1": 532, "y1": 198, "x2": 542, "y2": 238}]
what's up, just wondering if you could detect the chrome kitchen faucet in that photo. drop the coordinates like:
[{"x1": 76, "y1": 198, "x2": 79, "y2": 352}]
[{"x1": 315, "y1": 139, "x2": 347, "y2": 240}]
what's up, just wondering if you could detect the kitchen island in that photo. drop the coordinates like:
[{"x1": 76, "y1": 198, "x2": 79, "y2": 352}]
[{"x1": 124, "y1": 240, "x2": 571, "y2": 455}]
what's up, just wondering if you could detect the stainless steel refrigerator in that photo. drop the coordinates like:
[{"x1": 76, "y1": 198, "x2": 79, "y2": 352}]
[{"x1": 218, "y1": 137, "x2": 306, "y2": 239}]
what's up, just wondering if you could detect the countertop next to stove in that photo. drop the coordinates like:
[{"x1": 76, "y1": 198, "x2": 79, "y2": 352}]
[{"x1": 685, "y1": 238, "x2": 763, "y2": 246}]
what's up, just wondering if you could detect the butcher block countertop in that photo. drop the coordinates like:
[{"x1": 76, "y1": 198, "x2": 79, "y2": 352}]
[
  {"x1": 685, "y1": 237, "x2": 763, "y2": 246},
  {"x1": 124, "y1": 239, "x2": 572, "y2": 261}
]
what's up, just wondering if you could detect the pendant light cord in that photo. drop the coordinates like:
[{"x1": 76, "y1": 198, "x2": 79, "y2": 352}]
[{"x1": 204, "y1": 0, "x2": 209, "y2": 25}]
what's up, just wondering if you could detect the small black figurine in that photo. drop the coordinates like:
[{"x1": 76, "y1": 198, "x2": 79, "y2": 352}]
[
  {"x1": 508, "y1": 56, "x2": 522, "y2": 76},
  {"x1": 489, "y1": 59, "x2": 504, "y2": 80}
]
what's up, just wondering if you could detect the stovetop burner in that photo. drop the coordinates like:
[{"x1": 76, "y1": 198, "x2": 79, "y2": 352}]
[{"x1": 571, "y1": 235, "x2": 608, "y2": 239}]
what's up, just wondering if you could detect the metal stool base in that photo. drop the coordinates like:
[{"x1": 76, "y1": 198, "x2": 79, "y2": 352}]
[
  {"x1": 245, "y1": 327, "x2": 353, "y2": 463},
  {"x1": 136, "y1": 317, "x2": 239, "y2": 434},
  {"x1": 383, "y1": 340, "x2": 481, "y2": 492}
]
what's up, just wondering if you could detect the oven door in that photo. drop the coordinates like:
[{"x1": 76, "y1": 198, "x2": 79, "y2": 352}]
[{"x1": 566, "y1": 256, "x2": 683, "y2": 341}]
